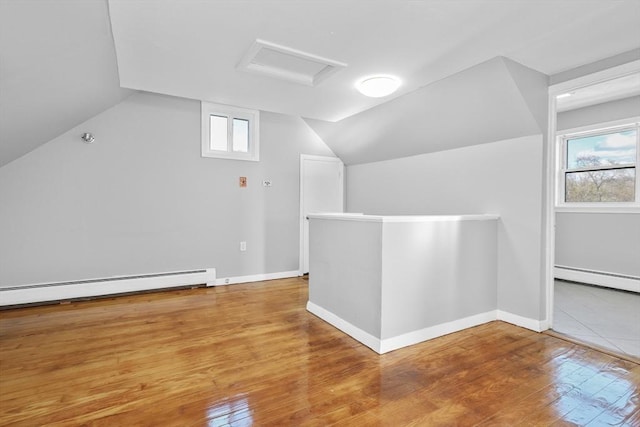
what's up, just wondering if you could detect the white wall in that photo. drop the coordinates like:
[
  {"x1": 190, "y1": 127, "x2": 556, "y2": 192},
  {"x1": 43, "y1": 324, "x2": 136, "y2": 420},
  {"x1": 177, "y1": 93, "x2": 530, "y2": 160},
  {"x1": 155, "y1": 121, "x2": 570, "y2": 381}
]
[
  {"x1": 555, "y1": 213, "x2": 640, "y2": 277},
  {"x1": 380, "y1": 219, "x2": 498, "y2": 339},
  {"x1": 346, "y1": 135, "x2": 545, "y2": 321},
  {"x1": 0, "y1": 92, "x2": 335, "y2": 287},
  {"x1": 309, "y1": 219, "x2": 383, "y2": 337},
  {"x1": 307, "y1": 214, "x2": 498, "y2": 353}
]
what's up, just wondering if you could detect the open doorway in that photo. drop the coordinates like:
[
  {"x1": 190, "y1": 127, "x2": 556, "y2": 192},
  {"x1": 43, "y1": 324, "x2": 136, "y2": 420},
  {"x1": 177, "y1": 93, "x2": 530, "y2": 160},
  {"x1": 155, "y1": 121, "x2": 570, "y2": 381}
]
[{"x1": 547, "y1": 64, "x2": 640, "y2": 360}]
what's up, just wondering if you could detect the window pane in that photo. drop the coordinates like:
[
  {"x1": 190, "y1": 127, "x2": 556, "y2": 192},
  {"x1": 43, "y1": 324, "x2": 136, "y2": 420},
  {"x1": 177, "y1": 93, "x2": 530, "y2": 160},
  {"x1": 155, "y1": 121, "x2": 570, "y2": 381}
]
[
  {"x1": 565, "y1": 168, "x2": 635, "y2": 202},
  {"x1": 232, "y1": 119, "x2": 249, "y2": 153},
  {"x1": 566, "y1": 129, "x2": 636, "y2": 169},
  {"x1": 209, "y1": 115, "x2": 228, "y2": 151}
]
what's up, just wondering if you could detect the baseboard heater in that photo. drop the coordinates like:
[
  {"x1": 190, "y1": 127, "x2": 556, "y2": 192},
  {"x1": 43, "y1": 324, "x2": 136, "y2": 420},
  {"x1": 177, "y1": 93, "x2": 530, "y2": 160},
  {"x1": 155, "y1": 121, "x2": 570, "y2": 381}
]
[
  {"x1": 555, "y1": 265, "x2": 639, "y2": 293},
  {"x1": 0, "y1": 268, "x2": 216, "y2": 307}
]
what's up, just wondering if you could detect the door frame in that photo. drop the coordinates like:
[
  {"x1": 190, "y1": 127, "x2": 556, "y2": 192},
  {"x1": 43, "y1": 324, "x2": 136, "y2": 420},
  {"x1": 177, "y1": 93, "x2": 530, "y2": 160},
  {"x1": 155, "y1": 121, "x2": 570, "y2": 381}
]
[
  {"x1": 299, "y1": 154, "x2": 345, "y2": 276},
  {"x1": 544, "y1": 59, "x2": 640, "y2": 329}
]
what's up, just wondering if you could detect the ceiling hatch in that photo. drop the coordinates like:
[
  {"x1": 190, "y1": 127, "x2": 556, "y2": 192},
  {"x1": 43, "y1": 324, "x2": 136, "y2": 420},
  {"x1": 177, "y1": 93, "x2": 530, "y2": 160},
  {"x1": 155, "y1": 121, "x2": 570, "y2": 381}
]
[{"x1": 237, "y1": 39, "x2": 347, "y2": 87}]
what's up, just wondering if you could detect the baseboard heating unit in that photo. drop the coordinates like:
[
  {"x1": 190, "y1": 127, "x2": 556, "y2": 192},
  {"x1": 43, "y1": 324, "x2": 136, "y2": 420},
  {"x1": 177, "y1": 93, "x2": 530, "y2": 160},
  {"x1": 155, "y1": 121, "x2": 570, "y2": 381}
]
[
  {"x1": 0, "y1": 268, "x2": 216, "y2": 307},
  {"x1": 555, "y1": 265, "x2": 639, "y2": 293}
]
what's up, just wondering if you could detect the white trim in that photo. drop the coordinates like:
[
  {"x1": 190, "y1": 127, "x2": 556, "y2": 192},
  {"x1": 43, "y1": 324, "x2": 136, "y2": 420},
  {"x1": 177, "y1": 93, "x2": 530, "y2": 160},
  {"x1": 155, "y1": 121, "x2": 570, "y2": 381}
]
[
  {"x1": 555, "y1": 266, "x2": 640, "y2": 293},
  {"x1": 307, "y1": 213, "x2": 500, "y2": 223},
  {"x1": 555, "y1": 206, "x2": 640, "y2": 214},
  {"x1": 545, "y1": 85, "x2": 557, "y2": 331},
  {"x1": 555, "y1": 120, "x2": 639, "y2": 209},
  {"x1": 306, "y1": 301, "x2": 382, "y2": 353},
  {"x1": 201, "y1": 101, "x2": 260, "y2": 162},
  {"x1": 0, "y1": 268, "x2": 216, "y2": 306},
  {"x1": 213, "y1": 270, "x2": 299, "y2": 286},
  {"x1": 557, "y1": 117, "x2": 640, "y2": 137},
  {"x1": 545, "y1": 59, "x2": 640, "y2": 331},
  {"x1": 549, "y1": 60, "x2": 640, "y2": 95},
  {"x1": 299, "y1": 155, "x2": 345, "y2": 275},
  {"x1": 307, "y1": 302, "x2": 548, "y2": 354},
  {"x1": 497, "y1": 310, "x2": 548, "y2": 332},
  {"x1": 379, "y1": 311, "x2": 497, "y2": 354}
]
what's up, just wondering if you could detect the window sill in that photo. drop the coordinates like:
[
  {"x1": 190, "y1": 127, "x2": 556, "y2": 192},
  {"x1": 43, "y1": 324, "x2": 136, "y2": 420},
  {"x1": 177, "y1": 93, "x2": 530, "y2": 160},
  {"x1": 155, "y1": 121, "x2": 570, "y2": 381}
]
[{"x1": 555, "y1": 205, "x2": 640, "y2": 214}]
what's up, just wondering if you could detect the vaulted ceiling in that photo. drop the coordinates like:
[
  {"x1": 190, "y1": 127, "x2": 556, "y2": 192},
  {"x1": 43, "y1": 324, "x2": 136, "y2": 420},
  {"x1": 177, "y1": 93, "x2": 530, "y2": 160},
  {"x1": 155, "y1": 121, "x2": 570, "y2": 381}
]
[
  {"x1": 1, "y1": 0, "x2": 639, "y2": 167},
  {"x1": 109, "y1": 0, "x2": 640, "y2": 122},
  {"x1": 305, "y1": 57, "x2": 550, "y2": 165},
  {"x1": 0, "y1": 0, "x2": 132, "y2": 167}
]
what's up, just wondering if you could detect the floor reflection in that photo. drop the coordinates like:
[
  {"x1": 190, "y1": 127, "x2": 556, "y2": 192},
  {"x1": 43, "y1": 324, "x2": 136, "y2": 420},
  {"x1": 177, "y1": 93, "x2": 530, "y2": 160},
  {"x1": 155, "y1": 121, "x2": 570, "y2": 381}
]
[
  {"x1": 206, "y1": 395, "x2": 253, "y2": 427},
  {"x1": 548, "y1": 347, "x2": 638, "y2": 425}
]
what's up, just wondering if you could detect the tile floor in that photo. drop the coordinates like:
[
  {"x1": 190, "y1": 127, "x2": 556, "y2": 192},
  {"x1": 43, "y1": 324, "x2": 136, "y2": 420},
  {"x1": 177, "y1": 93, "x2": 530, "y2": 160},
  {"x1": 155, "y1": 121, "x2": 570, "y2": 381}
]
[{"x1": 553, "y1": 279, "x2": 640, "y2": 359}]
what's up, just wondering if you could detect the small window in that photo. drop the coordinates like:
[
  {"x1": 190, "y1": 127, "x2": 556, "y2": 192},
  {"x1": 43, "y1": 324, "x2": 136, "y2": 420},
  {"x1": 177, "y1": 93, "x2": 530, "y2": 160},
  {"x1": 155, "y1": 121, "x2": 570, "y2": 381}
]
[
  {"x1": 201, "y1": 102, "x2": 259, "y2": 161},
  {"x1": 558, "y1": 122, "x2": 639, "y2": 207}
]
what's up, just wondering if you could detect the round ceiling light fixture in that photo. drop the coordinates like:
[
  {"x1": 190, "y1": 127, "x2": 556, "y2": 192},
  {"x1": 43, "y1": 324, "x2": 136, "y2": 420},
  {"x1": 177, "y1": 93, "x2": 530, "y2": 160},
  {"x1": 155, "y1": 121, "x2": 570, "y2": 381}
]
[{"x1": 356, "y1": 75, "x2": 401, "y2": 98}]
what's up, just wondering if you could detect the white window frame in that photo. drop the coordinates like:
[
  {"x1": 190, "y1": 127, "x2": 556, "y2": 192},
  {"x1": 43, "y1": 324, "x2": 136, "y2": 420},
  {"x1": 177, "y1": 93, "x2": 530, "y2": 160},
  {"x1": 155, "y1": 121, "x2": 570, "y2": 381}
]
[
  {"x1": 201, "y1": 101, "x2": 260, "y2": 161},
  {"x1": 555, "y1": 117, "x2": 640, "y2": 212}
]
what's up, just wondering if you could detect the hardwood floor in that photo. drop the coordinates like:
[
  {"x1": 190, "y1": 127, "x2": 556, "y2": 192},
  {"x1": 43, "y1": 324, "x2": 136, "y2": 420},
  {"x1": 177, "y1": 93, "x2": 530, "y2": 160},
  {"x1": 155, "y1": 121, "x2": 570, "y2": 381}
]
[{"x1": 1, "y1": 277, "x2": 638, "y2": 426}]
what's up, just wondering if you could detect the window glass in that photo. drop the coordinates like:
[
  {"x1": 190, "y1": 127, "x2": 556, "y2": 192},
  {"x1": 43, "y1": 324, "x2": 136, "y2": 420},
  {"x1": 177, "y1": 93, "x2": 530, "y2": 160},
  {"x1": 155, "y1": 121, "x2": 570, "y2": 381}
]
[
  {"x1": 209, "y1": 115, "x2": 228, "y2": 151},
  {"x1": 201, "y1": 101, "x2": 259, "y2": 161},
  {"x1": 566, "y1": 129, "x2": 636, "y2": 169},
  {"x1": 232, "y1": 118, "x2": 249, "y2": 153},
  {"x1": 565, "y1": 168, "x2": 635, "y2": 202}
]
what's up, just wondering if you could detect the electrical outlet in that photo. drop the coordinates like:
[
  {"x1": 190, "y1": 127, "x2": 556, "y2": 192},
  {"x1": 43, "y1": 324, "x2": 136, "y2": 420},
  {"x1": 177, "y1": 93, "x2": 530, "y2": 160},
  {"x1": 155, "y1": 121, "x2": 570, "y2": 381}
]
[
  {"x1": 262, "y1": 180, "x2": 272, "y2": 187},
  {"x1": 240, "y1": 241, "x2": 247, "y2": 251}
]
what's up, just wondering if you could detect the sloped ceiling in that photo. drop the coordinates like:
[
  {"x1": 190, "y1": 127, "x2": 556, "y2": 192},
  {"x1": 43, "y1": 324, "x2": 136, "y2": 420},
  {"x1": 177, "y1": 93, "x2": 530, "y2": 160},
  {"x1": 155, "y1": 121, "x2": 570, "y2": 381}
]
[
  {"x1": 304, "y1": 57, "x2": 548, "y2": 165},
  {"x1": 109, "y1": 0, "x2": 640, "y2": 122},
  {"x1": 0, "y1": 0, "x2": 133, "y2": 167},
  {"x1": 2, "y1": 1, "x2": 639, "y2": 168}
]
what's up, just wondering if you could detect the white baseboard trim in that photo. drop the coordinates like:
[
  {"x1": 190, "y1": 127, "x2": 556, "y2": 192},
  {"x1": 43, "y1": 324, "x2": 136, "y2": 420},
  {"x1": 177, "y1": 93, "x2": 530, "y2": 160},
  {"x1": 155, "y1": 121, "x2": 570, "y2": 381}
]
[
  {"x1": 0, "y1": 268, "x2": 216, "y2": 306},
  {"x1": 306, "y1": 301, "x2": 382, "y2": 353},
  {"x1": 307, "y1": 303, "x2": 509, "y2": 354},
  {"x1": 214, "y1": 270, "x2": 299, "y2": 286},
  {"x1": 307, "y1": 302, "x2": 549, "y2": 353},
  {"x1": 554, "y1": 266, "x2": 639, "y2": 293},
  {"x1": 497, "y1": 310, "x2": 547, "y2": 332},
  {"x1": 379, "y1": 311, "x2": 497, "y2": 354}
]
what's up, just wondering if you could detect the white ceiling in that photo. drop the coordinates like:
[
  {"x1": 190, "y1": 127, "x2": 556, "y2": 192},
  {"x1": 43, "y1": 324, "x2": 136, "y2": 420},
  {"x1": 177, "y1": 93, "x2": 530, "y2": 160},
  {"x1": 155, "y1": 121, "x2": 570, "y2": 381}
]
[
  {"x1": 109, "y1": 0, "x2": 640, "y2": 122},
  {"x1": 1, "y1": 0, "x2": 639, "y2": 167},
  {"x1": 306, "y1": 57, "x2": 547, "y2": 165},
  {"x1": 0, "y1": 0, "x2": 132, "y2": 167}
]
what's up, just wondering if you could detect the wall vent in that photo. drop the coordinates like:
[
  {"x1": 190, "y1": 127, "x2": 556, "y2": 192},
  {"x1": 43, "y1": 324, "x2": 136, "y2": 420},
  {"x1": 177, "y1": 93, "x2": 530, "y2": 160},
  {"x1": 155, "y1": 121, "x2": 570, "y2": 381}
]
[{"x1": 237, "y1": 39, "x2": 347, "y2": 87}]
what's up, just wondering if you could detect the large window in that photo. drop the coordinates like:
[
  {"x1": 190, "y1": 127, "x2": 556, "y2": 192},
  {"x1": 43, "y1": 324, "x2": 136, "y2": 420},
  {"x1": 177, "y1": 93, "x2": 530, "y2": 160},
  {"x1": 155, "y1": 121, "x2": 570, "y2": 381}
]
[
  {"x1": 201, "y1": 102, "x2": 259, "y2": 161},
  {"x1": 557, "y1": 121, "x2": 639, "y2": 207}
]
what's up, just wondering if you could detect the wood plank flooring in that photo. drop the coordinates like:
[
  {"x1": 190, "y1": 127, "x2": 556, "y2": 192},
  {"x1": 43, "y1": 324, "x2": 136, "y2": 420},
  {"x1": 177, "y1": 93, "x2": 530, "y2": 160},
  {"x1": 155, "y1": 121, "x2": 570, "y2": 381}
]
[{"x1": 1, "y1": 277, "x2": 638, "y2": 426}]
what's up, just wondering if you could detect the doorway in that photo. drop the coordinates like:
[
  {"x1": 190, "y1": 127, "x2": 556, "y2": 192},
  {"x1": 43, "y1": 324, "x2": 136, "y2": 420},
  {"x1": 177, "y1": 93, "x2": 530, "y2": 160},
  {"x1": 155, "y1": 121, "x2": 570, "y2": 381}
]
[
  {"x1": 299, "y1": 155, "x2": 344, "y2": 275},
  {"x1": 547, "y1": 61, "x2": 640, "y2": 359}
]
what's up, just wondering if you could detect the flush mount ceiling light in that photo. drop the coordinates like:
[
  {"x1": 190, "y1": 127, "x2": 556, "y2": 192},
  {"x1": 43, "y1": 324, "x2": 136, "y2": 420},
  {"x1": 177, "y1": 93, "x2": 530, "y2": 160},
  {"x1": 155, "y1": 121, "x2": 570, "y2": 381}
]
[{"x1": 356, "y1": 75, "x2": 401, "y2": 97}]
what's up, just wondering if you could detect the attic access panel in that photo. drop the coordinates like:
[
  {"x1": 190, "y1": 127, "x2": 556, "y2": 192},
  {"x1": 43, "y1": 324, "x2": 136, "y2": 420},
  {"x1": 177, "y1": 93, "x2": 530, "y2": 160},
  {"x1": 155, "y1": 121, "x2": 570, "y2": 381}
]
[{"x1": 237, "y1": 39, "x2": 347, "y2": 87}]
